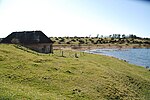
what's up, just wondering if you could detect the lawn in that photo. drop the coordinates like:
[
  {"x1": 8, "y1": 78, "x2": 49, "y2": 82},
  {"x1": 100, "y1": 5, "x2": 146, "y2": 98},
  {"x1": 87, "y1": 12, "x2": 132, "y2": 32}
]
[{"x1": 0, "y1": 44, "x2": 150, "y2": 100}]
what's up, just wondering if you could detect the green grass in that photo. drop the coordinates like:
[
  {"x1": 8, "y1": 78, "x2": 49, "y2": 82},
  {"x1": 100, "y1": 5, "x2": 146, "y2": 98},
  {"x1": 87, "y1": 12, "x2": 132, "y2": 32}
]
[{"x1": 0, "y1": 44, "x2": 150, "y2": 100}]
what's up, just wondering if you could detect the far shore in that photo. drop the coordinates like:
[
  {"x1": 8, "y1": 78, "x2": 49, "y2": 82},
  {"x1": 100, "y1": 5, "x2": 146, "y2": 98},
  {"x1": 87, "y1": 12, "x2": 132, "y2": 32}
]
[{"x1": 53, "y1": 44, "x2": 150, "y2": 51}]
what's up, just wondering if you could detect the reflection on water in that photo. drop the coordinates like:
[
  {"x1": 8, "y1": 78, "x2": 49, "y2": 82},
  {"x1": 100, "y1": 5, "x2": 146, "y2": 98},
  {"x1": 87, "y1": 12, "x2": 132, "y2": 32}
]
[{"x1": 87, "y1": 48, "x2": 150, "y2": 67}]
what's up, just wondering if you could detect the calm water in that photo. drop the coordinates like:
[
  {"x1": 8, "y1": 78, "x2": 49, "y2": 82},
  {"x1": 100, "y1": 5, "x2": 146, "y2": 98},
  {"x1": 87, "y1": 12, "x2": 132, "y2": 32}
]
[{"x1": 87, "y1": 48, "x2": 150, "y2": 67}]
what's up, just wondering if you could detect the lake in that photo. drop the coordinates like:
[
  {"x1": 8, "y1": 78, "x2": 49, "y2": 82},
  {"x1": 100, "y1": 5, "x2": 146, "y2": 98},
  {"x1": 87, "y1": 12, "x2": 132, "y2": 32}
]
[{"x1": 86, "y1": 48, "x2": 150, "y2": 67}]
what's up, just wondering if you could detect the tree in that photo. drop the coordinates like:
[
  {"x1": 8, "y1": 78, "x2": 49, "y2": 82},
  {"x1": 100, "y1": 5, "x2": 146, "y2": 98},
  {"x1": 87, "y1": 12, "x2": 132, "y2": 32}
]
[
  {"x1": 71, "y1": 39, "x2": 76, "y2": 42},
  {"x1": 122, "y1": 34, "x2": 126, "y2": 38},
  {"x1": 129, "y1": 34, "x2": 137, "y2": 39},
  {"x1": 96, "y1": 34, "x2": 99, "y2": 38},
  {"x1": 95, "y1": 40, "x2": 101, "y2": 44},
  {"x1": 89, "y1": 39, "x2": 94, "y2": 44},
  {"x1": 66, "y1": 41, "x2": 71, "y2": 44},
  {"x1": 109, "y1": 35, "x2": 112, "y2": 38},
  {"x1": 59, "y1": 38, "x2": 65, "y2": 42},
  {"x1": 85, "y1": 39, "x2": 88, "y2": 44},
  {"x1": 117, "y1": 34, "x2": 121, "y2": 39},
  {"x1": 78, "y1": 39, "x2": 85, "y2": 44}
]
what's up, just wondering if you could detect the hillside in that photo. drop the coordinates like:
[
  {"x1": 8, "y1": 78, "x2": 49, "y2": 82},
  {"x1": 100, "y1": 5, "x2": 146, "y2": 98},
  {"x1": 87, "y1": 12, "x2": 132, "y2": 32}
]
[
  {"x1": 50, "y1": 36, "x2": 150, "y2": 51},
  {"x1": 50, "y1": 36, "x2": 150, "y2": 46},
  {"x1": 0, "y1": 44, "x2": 150, "y2": 100}
]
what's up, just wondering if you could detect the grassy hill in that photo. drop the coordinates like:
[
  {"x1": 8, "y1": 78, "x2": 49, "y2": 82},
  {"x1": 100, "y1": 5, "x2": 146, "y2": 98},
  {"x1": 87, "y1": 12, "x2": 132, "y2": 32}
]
[
  {"x1": 50, "y1": 36, "x2": 150, "y2": 46},
  {"x1": 51, "y1": 36, "x2": 150, "y2": 50},
  {"x1": 0, "y1": 44, "x2": 150, "y2": 100}
]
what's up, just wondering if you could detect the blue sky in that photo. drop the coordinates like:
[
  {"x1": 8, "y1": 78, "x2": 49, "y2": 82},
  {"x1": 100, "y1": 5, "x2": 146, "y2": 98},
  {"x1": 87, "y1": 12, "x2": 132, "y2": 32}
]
[{"x1": 0, "y1": 0, "x2": 150, "y2": 38}]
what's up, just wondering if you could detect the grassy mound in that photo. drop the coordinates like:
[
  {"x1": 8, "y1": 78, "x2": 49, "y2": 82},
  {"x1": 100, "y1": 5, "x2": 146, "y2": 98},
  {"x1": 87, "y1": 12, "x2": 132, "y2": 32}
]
[{"x1": 0, "y1": 44, "x2": 150, "y2": 100}]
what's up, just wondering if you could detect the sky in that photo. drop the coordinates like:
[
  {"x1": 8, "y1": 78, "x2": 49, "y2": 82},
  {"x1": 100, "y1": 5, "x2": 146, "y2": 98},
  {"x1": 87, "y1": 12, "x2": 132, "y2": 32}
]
[{"x1": 0, "y1": 0, "x2": 150, "y2": 38}]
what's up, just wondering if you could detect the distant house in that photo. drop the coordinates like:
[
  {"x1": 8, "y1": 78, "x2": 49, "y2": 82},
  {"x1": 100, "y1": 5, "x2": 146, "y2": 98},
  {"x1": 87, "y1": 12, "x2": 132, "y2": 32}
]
[{"x1": 1, "y1": 31, "x2": 53, "y2": 53}]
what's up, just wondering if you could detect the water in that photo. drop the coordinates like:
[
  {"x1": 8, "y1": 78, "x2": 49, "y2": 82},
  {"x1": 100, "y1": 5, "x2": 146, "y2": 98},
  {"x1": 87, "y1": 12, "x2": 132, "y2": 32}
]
[{"x1": 86, "y1": 48, "x2": 150, "y2": 67}]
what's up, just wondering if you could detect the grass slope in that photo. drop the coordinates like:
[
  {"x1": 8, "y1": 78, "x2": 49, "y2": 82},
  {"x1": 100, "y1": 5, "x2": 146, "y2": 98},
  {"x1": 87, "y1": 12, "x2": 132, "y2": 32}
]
[{"x1": 0, "y1": 44, "x2": 150, "y2": 100}]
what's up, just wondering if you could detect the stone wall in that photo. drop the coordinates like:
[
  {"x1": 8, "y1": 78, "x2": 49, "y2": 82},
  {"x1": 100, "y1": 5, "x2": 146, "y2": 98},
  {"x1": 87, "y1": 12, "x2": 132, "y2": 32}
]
[{"x1": 24, "y1": 43, "x2": 53, "y2": 53}]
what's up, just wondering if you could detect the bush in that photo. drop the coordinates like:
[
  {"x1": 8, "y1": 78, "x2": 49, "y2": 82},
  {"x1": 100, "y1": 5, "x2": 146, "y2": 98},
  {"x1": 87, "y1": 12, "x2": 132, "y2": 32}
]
[{"x1": 79, "y1": 40, "x2": 85, "y2": 44}]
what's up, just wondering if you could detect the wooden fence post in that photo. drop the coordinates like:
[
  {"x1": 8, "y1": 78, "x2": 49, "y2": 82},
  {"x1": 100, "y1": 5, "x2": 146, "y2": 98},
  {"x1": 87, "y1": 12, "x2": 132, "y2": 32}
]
[
  {"x1": 75, "y1": 53, "x2": 78, "y2": 58},
  {"x1": 62, "y1": 51, "x2": 64, "y2": 57}
]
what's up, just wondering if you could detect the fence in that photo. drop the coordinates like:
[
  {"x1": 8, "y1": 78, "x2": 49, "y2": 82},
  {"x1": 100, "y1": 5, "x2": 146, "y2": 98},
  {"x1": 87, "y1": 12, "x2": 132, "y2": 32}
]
[
  {"x1": 52, "y1": 49, "x2": 85, "y2": 58},
  {"x1": 14, "y1": 44, "x2": 85, "y2": 58}
]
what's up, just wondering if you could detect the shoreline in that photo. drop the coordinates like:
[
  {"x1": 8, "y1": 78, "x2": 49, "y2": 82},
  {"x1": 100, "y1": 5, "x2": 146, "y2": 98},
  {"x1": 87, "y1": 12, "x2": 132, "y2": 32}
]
[
  {"x1": 53, "y1": 44, "x2": 150, "y2": 51},
  {"x1": 53, "y1": 44, "x2": 150, "y2": 68},
  {"x1": 85, "y1": 47, "x2": 150, "y2": 68}
]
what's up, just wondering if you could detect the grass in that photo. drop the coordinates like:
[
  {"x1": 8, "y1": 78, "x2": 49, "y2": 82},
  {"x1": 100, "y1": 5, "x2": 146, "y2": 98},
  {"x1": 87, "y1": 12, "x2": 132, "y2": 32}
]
[{"x1": 0, "y1": 44, "x2": 150, "y2": 100}]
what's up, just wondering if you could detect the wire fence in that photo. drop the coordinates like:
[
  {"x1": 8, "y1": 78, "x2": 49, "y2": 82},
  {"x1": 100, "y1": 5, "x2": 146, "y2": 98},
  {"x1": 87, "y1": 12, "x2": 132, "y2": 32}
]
[
  {"x1": 52, "y1": 50, "x2": 85, "y2": 58},
  {"x1": 14, "y1": 44, "x2": 85, "y2": 58}
]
